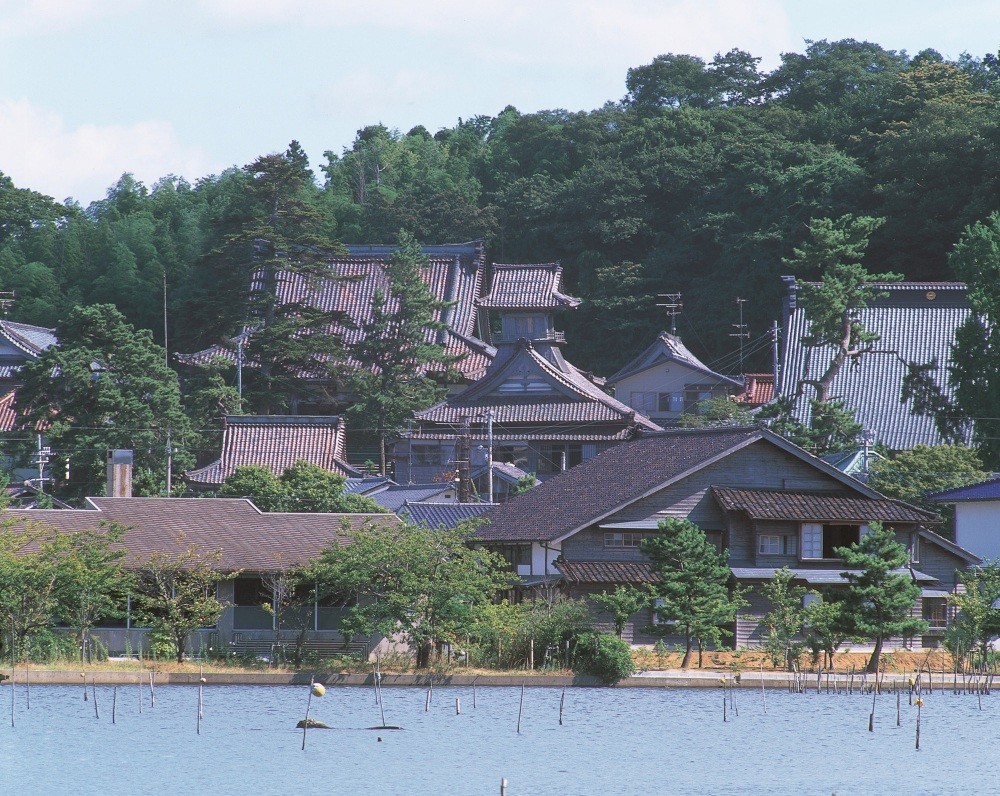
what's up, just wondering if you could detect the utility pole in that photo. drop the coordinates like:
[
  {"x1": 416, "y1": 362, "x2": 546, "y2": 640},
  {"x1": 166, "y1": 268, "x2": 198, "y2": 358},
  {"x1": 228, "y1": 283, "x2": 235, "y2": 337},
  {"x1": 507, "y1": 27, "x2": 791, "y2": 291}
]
[
  {"x1": 162, "y1": 270, "x2": 169, "y2": 369},
  {"x1": 456, "y1": 416, "x2": 472, "y2": 503},
  {"x1": 771, "y1": 320, "x2": 781, "y2": 398},
  {"x1": 730, "y1": 298, "x2": 750, "y2": 375},
  {"x1": 485, "y1": 410, "x2": 494, "y2": 504},
  {"x1": 656, "y1": 293, "x2": 683, "y2": 336},
  {"x1": 32, "y1": 434, "x2": 50, "y2": 495},
  {"x1": 236, "y1": 335, "x2": 244, "y2": 410},
  {"x1": 165, "y1": 430, "x2": 172, "y2": 496}
]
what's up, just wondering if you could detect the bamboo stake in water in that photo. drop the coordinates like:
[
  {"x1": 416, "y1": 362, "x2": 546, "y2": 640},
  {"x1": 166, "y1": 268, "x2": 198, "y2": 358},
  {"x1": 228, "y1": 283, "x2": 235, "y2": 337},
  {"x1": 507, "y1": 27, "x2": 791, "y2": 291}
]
[
  {"x1": 868, "y1": 682, "x2": 876, "y2": 732},
  {"x1": 516, "y1": 683, "x2": 525, "y2": 734},
  {"x1": 915, "y1": 697, "x2": 923, "y2": 750},
  {"x1": 197, "y1": 677, "x2": 205, "y2": 734},
  {"x1": 149, "y1": 672, "x2": 155, "y2": 707},
  {"x1": 92, "y1": 682, "x2": 99, "y2": 720},
  {"x1": 112, "y1": 686, "x2": 117, "y2": 724},
  {"x1": 424, "y1": 689, "x2": 431, "y2": 712},
  {"x1": 456, "y1": 697, "x2": 461, "y2": 715},
  {"x1": 473, "y1": 679, "x2": 477, "y2": 709},
  {"x1": 83, "y1": 671, "x2": 88, "y2": 701},
  {"x1": 559, "y1": 688, "x2": 565, "y2": 726},
  {"x1": 760, "y1": 661, "x2": 767, "y2": 714},
  {"x1": 500, "y1": 779, "x2": 507, "y2": 796},
  {"x1": 896, "y1": 689, "x2": 900, "y2": 727},
  {"x1": 24, "y1": 651, "x2": 29, "y2": 711}
]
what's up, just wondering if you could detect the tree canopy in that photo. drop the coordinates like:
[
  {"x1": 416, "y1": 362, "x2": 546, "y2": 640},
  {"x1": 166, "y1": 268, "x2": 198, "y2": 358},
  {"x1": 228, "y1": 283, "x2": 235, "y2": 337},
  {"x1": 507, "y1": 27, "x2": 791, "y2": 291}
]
[{"x1": 218, "y1": 460, "x2": 382, "y2": 513}]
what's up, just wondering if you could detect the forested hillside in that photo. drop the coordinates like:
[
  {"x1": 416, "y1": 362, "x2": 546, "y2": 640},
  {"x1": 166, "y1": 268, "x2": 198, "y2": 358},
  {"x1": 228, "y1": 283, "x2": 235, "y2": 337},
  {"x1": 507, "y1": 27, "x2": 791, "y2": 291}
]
[{"x1": 1, "y1": 39, "x2": 997, "y2": 378}]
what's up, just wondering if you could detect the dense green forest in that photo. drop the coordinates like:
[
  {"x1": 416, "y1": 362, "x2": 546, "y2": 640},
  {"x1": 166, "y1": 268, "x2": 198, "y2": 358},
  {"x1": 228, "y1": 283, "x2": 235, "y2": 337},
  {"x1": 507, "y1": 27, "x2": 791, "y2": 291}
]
[{"x1": 1, "y1": 39, "x2": 997, "y2": 381}]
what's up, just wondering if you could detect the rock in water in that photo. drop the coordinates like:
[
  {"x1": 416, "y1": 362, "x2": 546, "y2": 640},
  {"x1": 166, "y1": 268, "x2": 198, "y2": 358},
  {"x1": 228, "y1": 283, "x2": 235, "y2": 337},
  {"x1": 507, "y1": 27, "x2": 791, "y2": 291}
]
[{"x1": 296, "y1": 718, "x2": 331, "y2": 729}]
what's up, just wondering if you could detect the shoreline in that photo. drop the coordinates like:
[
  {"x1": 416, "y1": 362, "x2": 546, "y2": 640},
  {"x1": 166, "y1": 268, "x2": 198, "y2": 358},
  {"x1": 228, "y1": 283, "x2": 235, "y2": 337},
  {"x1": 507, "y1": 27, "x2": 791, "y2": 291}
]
[{"x1": 0, "y1": 669, "x2": 940, "y2": 689}]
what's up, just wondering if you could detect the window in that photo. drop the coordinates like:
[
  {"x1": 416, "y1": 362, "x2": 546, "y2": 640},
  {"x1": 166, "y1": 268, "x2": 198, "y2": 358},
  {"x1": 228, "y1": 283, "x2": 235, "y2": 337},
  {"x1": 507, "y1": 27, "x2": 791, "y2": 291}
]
[
  {"x1": 494, "y1": 544, "x2": 531, "y2": 568},
  {"x1": 657, "y1": 392, "x2": 685, "y2": 413},
  {"x1": 494, "y1": 444, "x2": 528, "y2": 468},
  {"x1": 800, "y1": 523, "x2": 866, "y2": 559},
  {"x1": 412, "y1": 443, "x2": 444, "y2": 466},
  {"x1": 758, "y1": 535, "x2": 797, "y2": 556},
  {"x1": 630, "y1": 392, "x2": 684, "y2": 415},
  {"x1": 923, "y1": 597, "x2": 947, "y2": 629},
  {"x1": 233, "y1": 577, "x2": 270, "y2": 606},
  {"x1": 498, "y1": 372, "x2": 552, "y2": 394},
  {"x1": 538, "y1": 443, "x2": 583, "y2": 474},
  {"x1": 684, "y1": 386, "x2": 716, "y2": 413},
  {"x1": 630, "y1": 391, "x2": 656, "y2": 415},
  {"x1": 652, "y1": 597, "x2": 677, "y2": 626},
  {"x1": 910, "y1": 533, "x2": 921, "y2": 563},
  {"x1": 502, "y1": 314, "x2": 548, "y2": 341},
  {"x1": 604, "y1": 532, "x2": 644, "y2": 548}
]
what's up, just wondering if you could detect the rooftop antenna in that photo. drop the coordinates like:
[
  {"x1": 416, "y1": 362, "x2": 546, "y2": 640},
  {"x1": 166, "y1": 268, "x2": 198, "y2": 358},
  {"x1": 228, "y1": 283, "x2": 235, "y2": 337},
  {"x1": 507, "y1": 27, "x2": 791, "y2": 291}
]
[
  {"x1": 730, "y1": 297, "x2": 750, "y2": 374},
  {"x1": 656, "y1": 293, "x2": 683, "y2": 336}
]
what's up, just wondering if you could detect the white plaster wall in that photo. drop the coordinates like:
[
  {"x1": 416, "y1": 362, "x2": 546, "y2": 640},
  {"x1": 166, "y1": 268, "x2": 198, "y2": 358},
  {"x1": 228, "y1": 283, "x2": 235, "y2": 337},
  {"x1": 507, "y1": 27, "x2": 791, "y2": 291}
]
[
  {"x1": 954, "y1": 501, "x2": 1000, "y2": 561},
  {"x1": 532, "y1": 541, "x2": 561, "y2": 575}
]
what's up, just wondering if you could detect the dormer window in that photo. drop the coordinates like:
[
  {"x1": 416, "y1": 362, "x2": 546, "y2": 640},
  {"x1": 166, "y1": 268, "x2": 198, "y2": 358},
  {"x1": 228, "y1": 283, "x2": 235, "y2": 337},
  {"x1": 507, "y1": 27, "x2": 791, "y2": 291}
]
[{"x1": 497, "y1": 372, "x2": 552, "y2": 394}]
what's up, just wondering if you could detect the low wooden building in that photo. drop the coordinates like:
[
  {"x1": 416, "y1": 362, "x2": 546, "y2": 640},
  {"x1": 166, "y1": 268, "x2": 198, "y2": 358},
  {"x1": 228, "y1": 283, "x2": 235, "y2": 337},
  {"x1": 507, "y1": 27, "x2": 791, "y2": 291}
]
[{"x1": 480, "y1": 426, "x2": 977, "y2": 650}]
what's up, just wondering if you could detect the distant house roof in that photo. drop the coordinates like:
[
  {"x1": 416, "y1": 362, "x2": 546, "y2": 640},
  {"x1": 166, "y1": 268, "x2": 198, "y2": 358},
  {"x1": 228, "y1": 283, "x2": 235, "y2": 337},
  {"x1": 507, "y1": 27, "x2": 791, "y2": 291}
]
[
  {"x1": 929, "y1": 476, "x2": 1000, "y2": 503},
  {"x1": 476, "y1": 263, "x2": 580, "y2": 311},
  {"x1": 176, "y1": 241, "x2": 490, "y2": 381},
  {"x1": 1, "y1": 497, "x2": 400, "y2": 571},
  {"x1": 414, "y1": 338, "x2": 661, "y2": 435},
  {"x1": 0, "y1": 389, "x2": 17, "y2": 432},
  {"x1": 479, "y1": 426, "x2": 906, "y2": 543},
  {"x1": 400, "y1": 501, "x2": 495, "y2": 529},
  {"x1": 185, "y1": 415, "x2": 361, "y2": 486},
  {"x1": 367, "y1": 483, "x2": 458, "y2": 512},
  {"x1": 712, "y1": 487, "x2": 936, "y2": 523},
  {"x1": 343, "y1": 475, "x2": 395, "y2": 495},
  {"x1": 607, "y1": 332, "x2": 742, "y2": 389},
  {"x1": 736, "y1": 373, "x2": 774, "y2": 407},
  {"x1": 777, "y1": 278, "x2": 971, "y2": 450},
  {"x1": 471, "y1": 461, "x2": 530, "y2": 486},
  {"x1": 0, "y1": 320, "x2": 57, "y2": 358}
]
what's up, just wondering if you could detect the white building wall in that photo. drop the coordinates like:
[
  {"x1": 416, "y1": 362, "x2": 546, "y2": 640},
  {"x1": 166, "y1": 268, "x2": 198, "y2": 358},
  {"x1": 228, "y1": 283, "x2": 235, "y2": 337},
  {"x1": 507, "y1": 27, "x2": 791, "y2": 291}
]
[
  {"x1": 531, "y1": 541, "x2": 561, "y2": 575},
  {"x1": 954, "y1": 501, "x2": 1000, "y2": 561}
]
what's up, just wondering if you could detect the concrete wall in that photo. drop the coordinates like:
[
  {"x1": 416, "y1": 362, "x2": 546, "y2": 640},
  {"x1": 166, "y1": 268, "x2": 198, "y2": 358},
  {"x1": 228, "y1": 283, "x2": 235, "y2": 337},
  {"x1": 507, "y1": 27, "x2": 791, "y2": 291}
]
[{"x1": 954, "y1": 501, "x2": 1000, "y2": 562}]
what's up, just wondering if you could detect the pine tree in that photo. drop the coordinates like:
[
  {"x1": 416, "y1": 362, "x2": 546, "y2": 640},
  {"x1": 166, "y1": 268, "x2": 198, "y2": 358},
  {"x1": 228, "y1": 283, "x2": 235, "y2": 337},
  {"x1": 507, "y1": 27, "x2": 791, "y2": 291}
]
[
  {"x1": 835, "y1": 522, "x2": 926, "y2": 673},
  {"x1": 346, "y1": 230, "x2": 457, "y2": 475},
  {"x1": 642, "y1": 518, "x2": 743, "y2": 668}
]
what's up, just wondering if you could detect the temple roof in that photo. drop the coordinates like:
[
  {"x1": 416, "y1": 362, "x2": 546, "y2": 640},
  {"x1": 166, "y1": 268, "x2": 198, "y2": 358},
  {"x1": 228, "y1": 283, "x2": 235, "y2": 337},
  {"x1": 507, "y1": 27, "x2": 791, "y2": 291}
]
[
  {"x1": 476, "y1": 263, "x2": 580, "y2": 311},
  {"x1": 185, "y1": 415, "x2": 360, "y2": 486},
  {"x1": 607, "y1": 332, "x2": 742, "y2": 388}
]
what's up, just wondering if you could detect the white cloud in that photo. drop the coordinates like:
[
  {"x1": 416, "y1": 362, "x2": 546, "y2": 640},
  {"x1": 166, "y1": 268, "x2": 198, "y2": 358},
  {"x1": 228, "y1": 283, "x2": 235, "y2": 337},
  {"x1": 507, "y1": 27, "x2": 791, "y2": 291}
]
[{"x1": 0, "y1": 99, "x2": 218, "y2": 204}]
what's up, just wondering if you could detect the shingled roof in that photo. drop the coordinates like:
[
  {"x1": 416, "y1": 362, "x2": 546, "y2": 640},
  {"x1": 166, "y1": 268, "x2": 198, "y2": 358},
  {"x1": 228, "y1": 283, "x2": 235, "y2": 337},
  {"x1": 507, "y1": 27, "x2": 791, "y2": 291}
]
[
  {"x1": 2, "y1": 498, "x2": 400, "y2": 571},
  {"x1": 929, "y1": 476, "x2": 1000, "y2": 503},
  {"x1": 476, "y1": 263, "x2": 580, "y2": 310},
  {"x1": 479, "y1": 427, "x2": 763, "y2": 542},
  {"x1": 556, "y1": 560, "x2": 660, "y2": 584},
  {"x1": 400, "y1": 501, "x2": 495, "y2": 529},
  {"x1": 414, "y1": 339, "x2": 661, "y2": 433},
  {"x1": 778, "y1": 279, "x2": 971, "y2": 450},
  {"x1": 712, "y1": 487, "x2": 936, "y2": 523},
  {"x1": 185, "y1": 415, "x2": 361, "y2": 486},
  {"x1": 176, "y1": 241, "x2": 490, "y2": 380},
  {"x1": 0, "y1": 320, "x2": 57, "y2": 358}
]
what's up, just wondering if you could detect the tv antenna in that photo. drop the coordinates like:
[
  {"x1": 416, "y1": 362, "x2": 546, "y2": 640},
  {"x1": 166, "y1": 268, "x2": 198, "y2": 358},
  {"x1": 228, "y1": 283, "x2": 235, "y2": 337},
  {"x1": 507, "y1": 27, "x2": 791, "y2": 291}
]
[
  {"x1": 656, "y1": 293, "x2": 683, "y2": 335},
  {"x1": 729, "y1": 297, "x2": 750, "y2": 374}
]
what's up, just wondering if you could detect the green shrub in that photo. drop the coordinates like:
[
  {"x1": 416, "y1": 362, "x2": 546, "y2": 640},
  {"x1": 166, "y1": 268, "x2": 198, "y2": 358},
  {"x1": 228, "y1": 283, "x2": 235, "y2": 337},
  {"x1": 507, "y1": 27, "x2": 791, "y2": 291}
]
[{"x1": 574, "y1": 632, "x2": 636, "y2": 685}]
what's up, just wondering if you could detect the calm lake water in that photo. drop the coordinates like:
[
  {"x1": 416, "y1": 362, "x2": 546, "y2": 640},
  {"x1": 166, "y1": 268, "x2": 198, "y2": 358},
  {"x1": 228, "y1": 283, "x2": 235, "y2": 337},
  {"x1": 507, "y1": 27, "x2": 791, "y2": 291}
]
[{"x1": 1, "y1": 683, "x2": 998, "y2": 795}]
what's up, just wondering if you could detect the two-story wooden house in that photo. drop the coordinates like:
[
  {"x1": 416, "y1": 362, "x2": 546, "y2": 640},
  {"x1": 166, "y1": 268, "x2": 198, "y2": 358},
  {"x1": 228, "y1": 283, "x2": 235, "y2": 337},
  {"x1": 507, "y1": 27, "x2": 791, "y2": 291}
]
[{"x1": 480, "y1": 426, "x2": 977, "y2": 650}]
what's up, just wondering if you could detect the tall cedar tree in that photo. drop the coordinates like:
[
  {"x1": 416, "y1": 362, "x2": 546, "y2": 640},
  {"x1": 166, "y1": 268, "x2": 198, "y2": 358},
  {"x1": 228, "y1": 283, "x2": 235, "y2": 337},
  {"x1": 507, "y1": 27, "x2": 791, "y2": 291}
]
[
  {"x1": 346, "y1": 231, "x2": 457, "y2": 475},
  {"x1": 835, "y1": 522, "x2": 926, "y2": 673},
  {"x1": 16, "y1": 304, "x2": 192, "y2": 499},
  {"x1": 192, "y1": 142, "x2": 349, "y2": 414},
  {"x1": 641, "y1": 518, "x2": 744, "y2": 668}
]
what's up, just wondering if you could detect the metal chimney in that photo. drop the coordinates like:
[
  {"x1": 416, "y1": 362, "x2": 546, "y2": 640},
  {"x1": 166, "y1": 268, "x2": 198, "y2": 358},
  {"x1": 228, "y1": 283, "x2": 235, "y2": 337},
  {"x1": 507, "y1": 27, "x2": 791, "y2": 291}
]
[{"x1": 106, "y1": 449, "x2": 133, "y2": 498}]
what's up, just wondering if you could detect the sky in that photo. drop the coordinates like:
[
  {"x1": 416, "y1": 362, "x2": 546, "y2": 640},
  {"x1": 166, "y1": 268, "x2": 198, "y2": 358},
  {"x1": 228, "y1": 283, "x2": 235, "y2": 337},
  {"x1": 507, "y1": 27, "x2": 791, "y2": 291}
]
[{"x1": 0, "y1": 0, "x2": 997, "y2": 206}]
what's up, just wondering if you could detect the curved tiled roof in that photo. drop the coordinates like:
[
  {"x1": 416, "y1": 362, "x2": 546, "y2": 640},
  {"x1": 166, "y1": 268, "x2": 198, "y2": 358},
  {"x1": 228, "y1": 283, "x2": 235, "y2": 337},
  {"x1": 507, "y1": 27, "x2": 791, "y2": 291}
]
[
  {"x1": 477, "y1": 263, "x2": 580, "y2": 310},
  {"x1": 556, "y1": 560, "x2": 659, "y2": 584},
  {"x1": 185, "y1": 415, "x2": 360, "y2": 486},
  {"x1": 0, "y1": 320, "x2": 57, "y2": 357},
  {"x1": 401, "y1": 501, "x2": 495, "y2": 530},
  {"x1": 712, "y1": 487, "x2": 936, "y2": 523},
  {"x1": 608, "y1": 332, "x2": 742, "y2": 388}
]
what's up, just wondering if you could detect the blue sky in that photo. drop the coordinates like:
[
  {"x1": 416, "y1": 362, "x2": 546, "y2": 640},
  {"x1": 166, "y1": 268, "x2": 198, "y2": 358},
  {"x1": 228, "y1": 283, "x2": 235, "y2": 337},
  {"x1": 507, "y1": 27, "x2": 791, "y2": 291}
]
[{"x1": 1, "y1": 0, "x2": 996, "y2": 205}]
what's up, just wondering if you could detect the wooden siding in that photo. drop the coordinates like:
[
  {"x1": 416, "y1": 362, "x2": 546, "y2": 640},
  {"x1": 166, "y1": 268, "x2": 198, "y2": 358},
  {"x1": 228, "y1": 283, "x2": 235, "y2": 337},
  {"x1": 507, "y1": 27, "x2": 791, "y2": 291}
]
[{"x1": 562, "y1": 528, "x2": 649, "y2": 562}]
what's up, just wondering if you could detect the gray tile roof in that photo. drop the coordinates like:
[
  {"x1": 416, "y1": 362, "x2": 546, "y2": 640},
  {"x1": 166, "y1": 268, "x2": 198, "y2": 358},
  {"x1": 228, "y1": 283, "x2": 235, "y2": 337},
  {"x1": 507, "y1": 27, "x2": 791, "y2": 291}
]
[
  {"x1": 414, "y1": 339, "x2": 661, "y2": 436},
  {"x1": 185, "y1": 415, "x2": 360, "y2": 486},
  {"x1": 177, "y1": 241, "x2": 491, "y2": 380},
  {"x1": 476, "y1": 263, "x2": 580, "y2": 310},
  {"x1": 2, "y1": 498, "x2": 400, "y2": 571},
  {"x1": 712, "y1": 487, "x2": 936, "y2": 523},
  {"x1": 368, "y1": 484, "x2": 458, "y2": 512},
  {"x1": 0, "y1": 320, "x2": 57, "y2": 357},
  {"x1": 400, "y1": 501, "x2": 495, "y2": 529},
  {"x1": 777, "y1": 279, "x2": 971, "y2": 450},
  {"x1": 731, "y1": 567, "x2": 938, "y2": 584},
  {"x1": 479, "y1": 427, "x2": 763, "y2": 542},
  {"x1": 556, "y1": 560, "x2": 660, "y2": 584}
]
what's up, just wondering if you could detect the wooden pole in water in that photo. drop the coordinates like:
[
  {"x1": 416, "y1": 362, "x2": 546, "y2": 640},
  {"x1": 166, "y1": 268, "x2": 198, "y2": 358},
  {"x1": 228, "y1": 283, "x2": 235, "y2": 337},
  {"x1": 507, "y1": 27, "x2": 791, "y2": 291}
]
[
  {"x1": 92, "y1": 682, "x2": 99, "y2": 720},
  {"x1": 456, "y1": 697, "x2": 461, "y2": 715},
  {"x1": 83, "y1": 670, "x2": 88, "y2": 701},
  {"x1": 868, "y1": 681, "x2": 876, "y2": 732},
  {"x1": 915, "y1": 698, "x2": 922, "y2": 750},
  {"x1": 425, "y1": 689, "x2": 431, "y2": 712},
  {"x1": 24, "y1": 651, "x2": 29, "y2": 711},
  {"x1": 760, "y1": 661, "x2": 767, "y2": 714},
  {"x1": 896, "y1": 689, "x2": 900, "y2": 727},
  {"x1": 559, "y1": 688, "x2": 565, "y2": 726},
  {"x1": 473, "y1": 679, "x2": 477, "y2": 709},
  {"x1": 500, "y1": 778, "x2": 507, "y2": 795},
  {"x1": 112, "y1": 685, "x2": 117, "y2": 724},
  {"x1": 516, "y1": 683, "x2": 525, "y2": 734},
  {"x1": 197, "y1": 680, "x2": 205, "y2": 734},
  {"x1": 302, "y1": 677, "x2": 315, "y2": 751}
]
